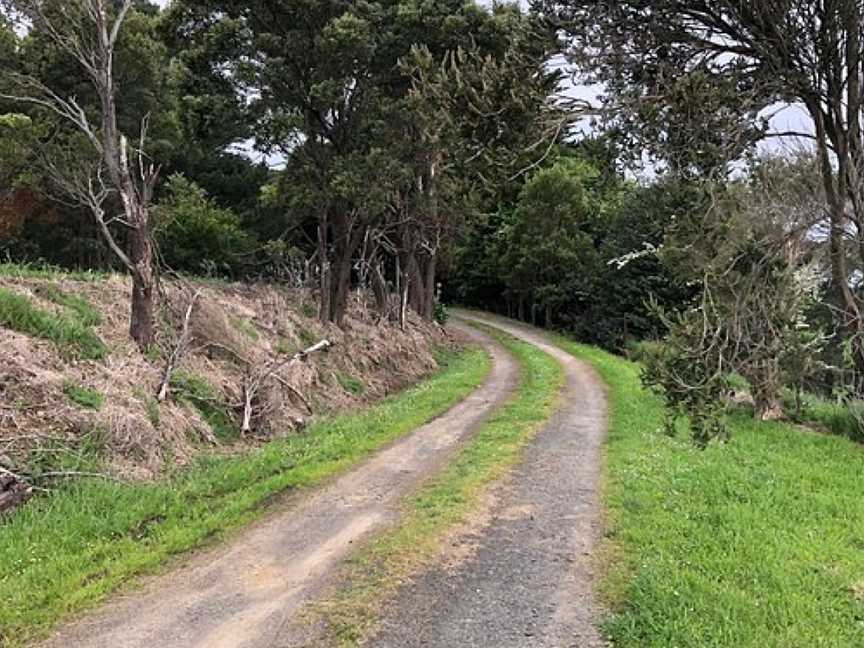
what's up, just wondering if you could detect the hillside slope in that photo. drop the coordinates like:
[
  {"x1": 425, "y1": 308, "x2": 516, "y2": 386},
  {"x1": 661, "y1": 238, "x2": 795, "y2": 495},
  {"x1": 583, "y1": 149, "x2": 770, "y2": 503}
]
[{"x1": 0, "y1": 268, "x2": 449, "y2": 487}]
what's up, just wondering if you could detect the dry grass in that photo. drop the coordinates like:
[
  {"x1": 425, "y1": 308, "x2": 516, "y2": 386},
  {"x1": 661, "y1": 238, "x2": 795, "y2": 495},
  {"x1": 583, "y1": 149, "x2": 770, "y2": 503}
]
[{"x1": 0, "y1": 274, "x2": 451, "y2": 482}]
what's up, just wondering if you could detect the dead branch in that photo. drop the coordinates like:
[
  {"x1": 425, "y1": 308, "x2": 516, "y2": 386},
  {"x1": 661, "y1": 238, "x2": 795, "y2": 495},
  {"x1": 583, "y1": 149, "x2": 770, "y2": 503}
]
[
  {"x1": 157, "y1": 290, "x2": 201, "y2": 402},
  {"x1": 241, "y1": 339, "x2": 331, "y2": 435}
]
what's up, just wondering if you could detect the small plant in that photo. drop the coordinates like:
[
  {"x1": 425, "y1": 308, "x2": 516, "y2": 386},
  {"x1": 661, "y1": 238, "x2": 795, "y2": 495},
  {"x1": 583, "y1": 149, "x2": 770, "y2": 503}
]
[
  {"x1": 301, "y1": 302, "x2": 317, "y2": 319},
  {"x1": 170, "y1": 370, "x2": 236, "y2": 440},
  {"x1": 433, "y1": 302, "x2": 450, "y2": 325},
  {"x1": 297, "y1": 326, "x2": 317, "y2": 348},
  {"x1": 0, "y1": 288, "x2": 107, "y2": 360},
  {"x1": 63, "y1": 382, "x2": 105, "y2": 411},
  {"x1": 145, "y1": 398, "x2": 161, "y2": 429},
  {"x1": 336, "y1": 372, "x2": 365, "y2": 395},
  {"x1": 276, "y1": 339, "x2": 297, "y2": 356}
]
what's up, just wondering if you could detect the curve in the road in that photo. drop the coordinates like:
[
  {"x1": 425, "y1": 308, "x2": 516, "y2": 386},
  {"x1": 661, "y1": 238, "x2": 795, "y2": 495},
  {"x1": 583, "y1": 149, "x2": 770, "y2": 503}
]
[
  {"x1": 39, "y1": 322, "x2": 518, "y2": 648},
  {"x1": 370, "y1": 313, "x2": 609, "y2": 648}
]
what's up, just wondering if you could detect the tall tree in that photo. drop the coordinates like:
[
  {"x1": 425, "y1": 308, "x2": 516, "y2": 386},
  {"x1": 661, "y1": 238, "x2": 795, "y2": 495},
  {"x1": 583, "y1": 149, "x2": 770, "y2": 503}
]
[
  {"x1": 537, "y1": 0, "x2": 864, "y2": 378},
  {"x1": 1, "y1": 0, "x2": 162, "y2": 348}
]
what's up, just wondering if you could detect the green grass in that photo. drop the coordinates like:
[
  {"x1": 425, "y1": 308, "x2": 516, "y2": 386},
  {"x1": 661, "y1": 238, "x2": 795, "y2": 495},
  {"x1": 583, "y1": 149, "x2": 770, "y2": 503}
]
[
  {"x1": 232, "y1": 317, "x2": 260, "y2": 341},
  {"x1": 169, "y1": 370, "x2": 237, "y2": 441},
  {"x1": 336, "y1": 372, "x2": 366, "y2": 395},
  {"x1": 556, "y1": 336, "x2": 864, "y2": 648},
  {"x1": 317, "y1": 326, "x2": 565, "y2": 646},
  {"x1": 63, "y1": 382, "x2": 105, "y2": 411},
  {"x1": 0, "y1": 345, "x2": 491, "y2": 647},
  {"x1": 0, "y1": 262, "x2": 107, "y2": 282},
  {"x1": 37, "y1": 285, "x2": 102, "y2": 326},
  {"x1": 0, "y1": 287, "x2": 107, "y2": 360}
]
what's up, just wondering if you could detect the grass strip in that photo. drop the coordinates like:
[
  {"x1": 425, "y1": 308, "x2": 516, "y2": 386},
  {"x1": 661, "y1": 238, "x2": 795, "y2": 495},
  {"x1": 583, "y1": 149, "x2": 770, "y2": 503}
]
[
  {"x1": 317, "y1": 326, "x2": 564, "y2": 646},
  {"x1": 555, "y1": 336, "x2": 864, "y2": 648},
  {"x1": 0, "y1": 287, "x2": 107, "y2": 360},
  {"x1": 0, "y1": 346, "x2": 491, "y2": 647}
]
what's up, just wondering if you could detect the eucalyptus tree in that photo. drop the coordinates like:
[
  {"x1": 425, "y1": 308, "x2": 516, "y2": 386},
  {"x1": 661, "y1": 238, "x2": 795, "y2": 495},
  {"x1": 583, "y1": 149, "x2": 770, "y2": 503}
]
[{"x1": 536, "y1": 0, "x2": 864, "y2": 378}]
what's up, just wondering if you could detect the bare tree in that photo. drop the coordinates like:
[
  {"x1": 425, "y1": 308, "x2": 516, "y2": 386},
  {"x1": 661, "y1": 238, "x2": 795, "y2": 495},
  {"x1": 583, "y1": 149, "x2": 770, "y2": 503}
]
[{"x1": 1, "y1": 0, "x2": 159, "y2": 349}]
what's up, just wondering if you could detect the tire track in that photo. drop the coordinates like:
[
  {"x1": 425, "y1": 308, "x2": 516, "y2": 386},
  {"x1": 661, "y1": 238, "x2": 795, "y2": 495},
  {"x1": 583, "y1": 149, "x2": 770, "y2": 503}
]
[
  {"x1": 39, "y1": 322, "x2": 518, "y2": 648},
  {"x1": 370, "y1": 314, "x2": 609, "y2": 648}
]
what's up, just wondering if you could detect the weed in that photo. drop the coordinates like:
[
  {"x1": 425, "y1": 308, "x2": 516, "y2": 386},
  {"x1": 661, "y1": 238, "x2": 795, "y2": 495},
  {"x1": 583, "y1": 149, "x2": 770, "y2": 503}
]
[
  {"x1": 300, "y1": 302, "x2": 317, "y2": 319},
  {"x1": 145, "y1": 399, "x2": 161, "y2": 429},
  {"x1": 170, "y1": 370, "x2": 235, "y2": 441},
  {"x1": 276, "y1": 339, "x2": 297, "y2": 356},
  {"x1": 232, "y1": 318, "x2": 260, "y2": 342},
  {"x1": 297, "y1": 326, "x2": 317, "y2": 349},
  {"x1": 63, "y1": 382, "x2": 105, "y2": 411},
  {"x1": 0, "y1": 288, "x2": 107, "y2": 360},
  {"x1": 336, "y1": 372, "x2": 365, "y2": 396}
]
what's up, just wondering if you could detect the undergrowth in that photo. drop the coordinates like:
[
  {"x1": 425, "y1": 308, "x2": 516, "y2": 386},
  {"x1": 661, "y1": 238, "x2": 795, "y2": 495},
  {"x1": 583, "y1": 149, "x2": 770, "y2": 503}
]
[
  {"x1": 557, "y1": 336, "x2": 864, "y2": 648},
  {"x1": 0, "y1": 344, "x2": 491, "y2": 647},
  {"x1": 0, "y1": 287, "x2": 107, "y2": 360},
  {"x1": 169, "y1": 370, "x2": 236, "y2": 441}
]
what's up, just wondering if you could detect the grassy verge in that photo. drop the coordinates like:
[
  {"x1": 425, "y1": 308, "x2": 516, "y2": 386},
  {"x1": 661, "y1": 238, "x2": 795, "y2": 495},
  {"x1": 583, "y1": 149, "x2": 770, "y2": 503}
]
[
  {"x1": 0, "y1": 346, "x2": 491, "y2": 647},
  {"x1": 317, "y1": 326, "x2": 564, "y2": 646},
  {"x1": 556, "y1": 337, "x2": 864, "y2": 648}
]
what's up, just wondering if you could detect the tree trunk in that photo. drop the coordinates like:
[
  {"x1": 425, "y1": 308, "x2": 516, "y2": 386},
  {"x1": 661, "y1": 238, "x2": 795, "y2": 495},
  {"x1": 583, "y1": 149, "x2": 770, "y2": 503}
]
[
  {"x1": 331, "y1": 255, "x2": 353, "y2": 327},
  {"x1": 371, "y1": 262, "x2": 389, "y2": 318},
  {"x1": 318, "y1": 217, "x2": 331, "y2": 325},
  {"x1": 129, "y1": 218, "x2": 156, "y2": 349}
]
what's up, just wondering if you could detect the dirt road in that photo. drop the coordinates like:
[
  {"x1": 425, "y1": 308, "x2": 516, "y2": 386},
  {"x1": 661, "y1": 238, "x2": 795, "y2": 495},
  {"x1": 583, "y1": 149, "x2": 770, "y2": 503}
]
[
  {"x1": 369, "y1": 314, "x2": 609, "y2": 647},
  {"x1": 40, "y1": 322, "x2": 518, "y2": 648}
]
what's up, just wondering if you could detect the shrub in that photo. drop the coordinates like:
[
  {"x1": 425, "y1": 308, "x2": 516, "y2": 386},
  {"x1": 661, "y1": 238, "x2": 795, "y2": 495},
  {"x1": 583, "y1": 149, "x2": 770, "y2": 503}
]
[{"x1": 154, "y1": 174, "x2": 254, "y2": 277}]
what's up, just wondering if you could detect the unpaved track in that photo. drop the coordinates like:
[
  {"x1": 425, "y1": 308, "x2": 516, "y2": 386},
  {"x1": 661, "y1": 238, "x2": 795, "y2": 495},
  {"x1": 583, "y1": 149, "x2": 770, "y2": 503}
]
[
  {"x1": 370, "y1": 313, "x2": 608, "y2": 648},
  {"x1": 40, "y1": 323, "x2": 518, "y2": 648}
]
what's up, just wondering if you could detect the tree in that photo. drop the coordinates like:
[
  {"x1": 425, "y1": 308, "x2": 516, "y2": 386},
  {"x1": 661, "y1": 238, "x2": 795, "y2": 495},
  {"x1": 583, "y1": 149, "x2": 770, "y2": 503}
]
[
  {"x1": 401, "y1": 16, "x2": 566, "y2": 319},
  {"x1": 1, "y1": 0, "x2": 161, "y2": 349},
  {"x1": 499, "y1": 159, "x2": 599, "y2": 326},
  {"x1": 643, "y1": 156, "x2": 828, "y2": 441},
  {"x1": 154, "y1": 174, "x2": 253, "y2": 277},
  {"x1": 538, "y1": 0, "x2": 864, "y2": 382}
]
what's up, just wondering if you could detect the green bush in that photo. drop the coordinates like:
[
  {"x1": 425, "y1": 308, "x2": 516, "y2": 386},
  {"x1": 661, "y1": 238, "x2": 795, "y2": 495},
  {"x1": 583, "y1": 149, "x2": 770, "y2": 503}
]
[{"x1": 155, "y1": 174, "x2": 254, "y2": 277}]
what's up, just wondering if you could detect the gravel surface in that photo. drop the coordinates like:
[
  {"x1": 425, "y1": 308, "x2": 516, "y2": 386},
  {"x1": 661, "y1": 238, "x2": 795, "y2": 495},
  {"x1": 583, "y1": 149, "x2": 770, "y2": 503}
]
[
  {"x1": 370, "y1": 314, "x2": 609, "y2": 648},
  {"x1": 39, "y1": 323, "x2": 518, "y2": 648}
]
